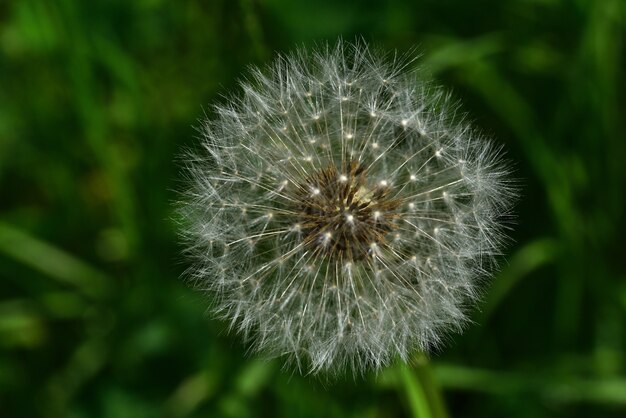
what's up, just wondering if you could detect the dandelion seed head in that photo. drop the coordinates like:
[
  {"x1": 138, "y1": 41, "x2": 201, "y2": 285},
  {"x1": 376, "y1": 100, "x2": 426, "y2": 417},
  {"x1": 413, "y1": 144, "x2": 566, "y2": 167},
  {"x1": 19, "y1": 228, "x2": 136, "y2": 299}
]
[{"x1": 178, "y1": 40, "x2": 515, "y2": 376}]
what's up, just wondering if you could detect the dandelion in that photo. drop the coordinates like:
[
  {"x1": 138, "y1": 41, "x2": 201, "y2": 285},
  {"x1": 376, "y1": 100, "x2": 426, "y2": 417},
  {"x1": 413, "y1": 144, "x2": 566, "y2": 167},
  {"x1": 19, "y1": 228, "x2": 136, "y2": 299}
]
[{"x1": 178, "y1": 40, "x2": 514, "y2": 375}]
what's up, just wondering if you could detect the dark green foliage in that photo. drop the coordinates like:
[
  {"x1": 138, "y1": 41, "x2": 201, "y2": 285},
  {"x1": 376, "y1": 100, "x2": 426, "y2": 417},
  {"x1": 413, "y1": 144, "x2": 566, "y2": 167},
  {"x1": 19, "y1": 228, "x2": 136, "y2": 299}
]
[{"x1": 0, "y1": 0, "x2": 624, "y2": 417}]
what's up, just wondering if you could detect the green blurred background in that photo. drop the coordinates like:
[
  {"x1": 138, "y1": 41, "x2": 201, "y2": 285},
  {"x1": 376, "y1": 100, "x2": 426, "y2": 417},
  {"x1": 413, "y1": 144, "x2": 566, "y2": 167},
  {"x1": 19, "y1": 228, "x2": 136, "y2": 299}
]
[{"x1": 1, "y1": 0, "x2": 625, "y2": 417}]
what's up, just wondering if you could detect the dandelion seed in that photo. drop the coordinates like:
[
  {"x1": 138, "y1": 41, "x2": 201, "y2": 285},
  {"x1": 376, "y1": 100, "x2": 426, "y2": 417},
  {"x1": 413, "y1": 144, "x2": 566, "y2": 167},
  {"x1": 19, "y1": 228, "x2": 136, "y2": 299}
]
[{"x1": 178, "y1": 40, "x2": 515, "y2": 376}]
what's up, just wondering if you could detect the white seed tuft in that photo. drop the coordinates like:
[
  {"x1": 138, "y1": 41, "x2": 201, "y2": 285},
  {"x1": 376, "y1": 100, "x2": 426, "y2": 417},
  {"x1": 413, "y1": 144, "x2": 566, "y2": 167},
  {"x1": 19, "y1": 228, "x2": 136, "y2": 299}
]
[{"x1": 177, "y1": 40, "x2": 515, "y2": 376}]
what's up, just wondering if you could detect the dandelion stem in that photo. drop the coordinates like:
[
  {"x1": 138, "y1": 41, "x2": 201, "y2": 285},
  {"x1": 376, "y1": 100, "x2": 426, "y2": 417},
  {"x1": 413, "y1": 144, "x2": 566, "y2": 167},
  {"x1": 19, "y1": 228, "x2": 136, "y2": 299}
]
[{"x1": 400, "y1": 354, "x2": 449, "y2": 418}]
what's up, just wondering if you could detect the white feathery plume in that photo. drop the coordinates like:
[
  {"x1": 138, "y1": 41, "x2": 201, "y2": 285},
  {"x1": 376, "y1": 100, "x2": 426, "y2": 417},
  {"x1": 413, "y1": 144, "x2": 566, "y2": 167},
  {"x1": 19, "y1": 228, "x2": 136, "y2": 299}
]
[{"x1": 178, "y1": 40, "x2": 515, "y2": 375}]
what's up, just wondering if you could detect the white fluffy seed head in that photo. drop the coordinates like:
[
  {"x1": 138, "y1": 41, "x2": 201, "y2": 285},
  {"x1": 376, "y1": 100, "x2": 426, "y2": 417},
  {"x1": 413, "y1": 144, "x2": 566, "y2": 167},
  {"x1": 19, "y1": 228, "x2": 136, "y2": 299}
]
[{"x1": 178, "y1": 40, "x2": 515, "y2": 376}]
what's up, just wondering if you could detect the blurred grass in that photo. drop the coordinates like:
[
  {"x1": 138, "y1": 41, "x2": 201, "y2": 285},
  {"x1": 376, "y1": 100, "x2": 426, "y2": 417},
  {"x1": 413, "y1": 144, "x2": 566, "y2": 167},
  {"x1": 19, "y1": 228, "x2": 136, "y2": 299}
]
[{"x1": 1, "y1": 0, "x2": 625, "y2": 417}]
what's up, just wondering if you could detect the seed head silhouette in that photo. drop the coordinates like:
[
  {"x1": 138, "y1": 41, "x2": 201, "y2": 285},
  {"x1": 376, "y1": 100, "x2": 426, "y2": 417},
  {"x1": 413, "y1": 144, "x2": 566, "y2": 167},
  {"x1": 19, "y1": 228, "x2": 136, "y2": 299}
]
[{"x1": 179, "y1": 40, "x2": 514, "y2": 375}]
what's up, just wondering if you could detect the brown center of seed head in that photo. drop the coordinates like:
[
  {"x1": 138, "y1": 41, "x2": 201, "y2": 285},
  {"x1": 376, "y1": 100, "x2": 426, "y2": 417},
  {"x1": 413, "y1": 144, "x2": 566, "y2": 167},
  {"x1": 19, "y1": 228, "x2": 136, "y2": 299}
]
[{"x1": 293, "y1": 160, "x2": 401, "y2": 262}]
